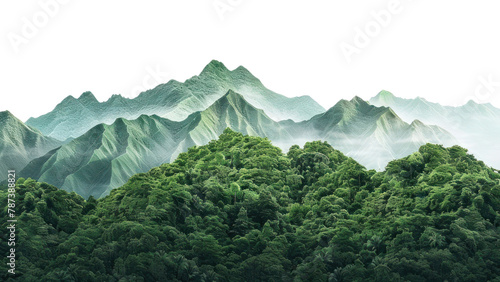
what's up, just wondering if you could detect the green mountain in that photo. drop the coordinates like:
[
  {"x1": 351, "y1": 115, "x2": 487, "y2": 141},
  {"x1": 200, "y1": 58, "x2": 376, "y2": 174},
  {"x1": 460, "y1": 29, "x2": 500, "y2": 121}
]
[
  {"x1": 185, "y1": 90, "x2": 293, "y2": 145},
  {"x1": 21, "y1": 92, "x2": 456, "y2": 198},
  {"x1": 0, "y1": 111, "x2": 61, "y2": 183},
  {"x1": 281, "y1": 96, "x2": 457, "y2": 170},
  {"x1": 25, "y1": 60, "x2": 325, "y2": 141},
  {"x1": 3, "y1": 130, "x2": 500, "y2": 281},
  {"x1": 21, "y1": 91, "x2": 292, "y2": 198},
  {"x1": 370, "y1": 90, "x2": 500, "y2": 169},
  {"x1": 21, "y1": 115, "x2": 187, "y2": 198}
]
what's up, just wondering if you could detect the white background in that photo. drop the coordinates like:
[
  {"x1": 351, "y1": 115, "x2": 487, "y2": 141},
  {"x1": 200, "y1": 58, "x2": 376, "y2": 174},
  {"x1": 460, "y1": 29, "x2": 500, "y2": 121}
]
[{"x1": 1, "y1": 0, "x2": 500, "y2": 121}]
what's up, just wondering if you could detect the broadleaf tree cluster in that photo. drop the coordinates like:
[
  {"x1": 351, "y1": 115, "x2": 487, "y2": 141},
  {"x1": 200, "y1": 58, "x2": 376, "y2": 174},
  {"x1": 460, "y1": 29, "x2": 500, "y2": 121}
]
[{"x1": 1, "y1": 128, "x2": 500, "y2": 281}]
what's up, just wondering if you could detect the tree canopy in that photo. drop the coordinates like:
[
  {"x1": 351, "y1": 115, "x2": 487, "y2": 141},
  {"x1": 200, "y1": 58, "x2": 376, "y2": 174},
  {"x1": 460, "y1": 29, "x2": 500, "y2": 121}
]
[{"x1": 1, "y1": 129, "x2": 499, "y2": 281}]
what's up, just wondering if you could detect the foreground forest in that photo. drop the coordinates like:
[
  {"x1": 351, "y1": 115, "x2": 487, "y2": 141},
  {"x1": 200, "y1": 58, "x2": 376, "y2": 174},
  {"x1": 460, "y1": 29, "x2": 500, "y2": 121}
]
[{"x1": 1, "y1": 129, "x2": 500, "y2": 281}]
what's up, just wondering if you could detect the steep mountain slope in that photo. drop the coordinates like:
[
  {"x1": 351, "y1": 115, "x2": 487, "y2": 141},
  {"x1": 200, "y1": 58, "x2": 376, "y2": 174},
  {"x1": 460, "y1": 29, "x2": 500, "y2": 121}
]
[
  {"x1": 21, "y1": 115, "x2": 191, "y2": 198},
  {"x1": 21, "y1": 90, "x2": 292, "y2": 198},
  {"x1": 186, "y1": 90, "x2": 293, "y2": 146},
  {"x1": 370, "y1": 90, "x2": 500, "y2": 168},
  {"x1": 0, "y1": 111, "x2": 61, "y2": 182},
  {"x1": 281, "y1": 97, "x2": 457, "y2": 169},
  {"x1": 25, "y1": 60, "x2": 325, "y2": 141}
]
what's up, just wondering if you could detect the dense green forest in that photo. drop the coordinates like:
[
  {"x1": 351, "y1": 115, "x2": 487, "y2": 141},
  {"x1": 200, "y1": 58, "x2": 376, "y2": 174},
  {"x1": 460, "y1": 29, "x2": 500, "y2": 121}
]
[{"x1": 1, "y1": 129, "x2": 500, "y2": 281}]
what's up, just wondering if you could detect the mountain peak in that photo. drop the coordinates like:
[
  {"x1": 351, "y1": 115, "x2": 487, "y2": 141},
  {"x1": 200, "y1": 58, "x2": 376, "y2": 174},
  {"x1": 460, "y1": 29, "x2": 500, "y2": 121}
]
[
  {"x1": 0, "y1": 110, "x2": 19, "y2": 125},
  {"x1": 0, "y1": 110, "x2": 14, "y2": 119},
  {"x1": 205, "y1": 89, "x2": 265, "y2": 117},
  {"x1": 0, "y1": 110, "x2": 50, "y2": 139},
  {"x1": 106, "y1": 94, "x2": 126, "y2": 102},
  {"x1": 223, "y1": 89, "x2": 240, "y2": 98},
  {"x1": 78, "y1": 91, "x2": 98, "y2": 102},
  {"x1": 331, "y1": 99, "x2": 352, "y2": 109},
  {"x1": 410, "y1": 119, "x2": 425, "y2": 127},
  {"x1": 350, "y1": 96, "x2": 368, "y2": 105},
  {"x1": 465, "y1": 99, "x2": 478, "y2": 106},
  {"x1": 217, "y1": 89, "x2": 248, "y2": 106},
  {"x1": 373, "y1": 90, "x2": 396, "y2": 104},
  {"x1": 331, "y1": 97, "x2": 370, "y2": 112},
  {"x1": 378, "y1": 90, "x2": 394, "y2": 98},
  {"x1": 60, "y1": 95, "x2": 78, "y2": 105},
  {"x1": 200, "y1": 60, "x2": 230, "y2": 76},
  {"x1": 234, "y1": 65, "x2": 250, "y2": 73}
]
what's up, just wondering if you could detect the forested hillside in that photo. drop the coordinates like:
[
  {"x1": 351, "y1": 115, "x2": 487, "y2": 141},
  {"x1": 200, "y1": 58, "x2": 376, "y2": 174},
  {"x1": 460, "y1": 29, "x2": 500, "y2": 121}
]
[{"x1": 1, "y1": 129, "x2": 499, "y2": 281}]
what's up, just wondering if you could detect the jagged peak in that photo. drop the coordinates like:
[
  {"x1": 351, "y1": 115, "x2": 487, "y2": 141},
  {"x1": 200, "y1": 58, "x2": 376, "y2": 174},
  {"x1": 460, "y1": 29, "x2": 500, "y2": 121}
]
[
  {"x1": 331, "y1": 97, "x2": 369, "y2": 112},
  {"x1": 213, "y1": 90, "x2": 248, "y2": 106},
  {"x1": 350, "y1": 96, "x2": 369, "y2": 105},
  {"x1": 333, "y1": 99, "x2": 352, "y2": 107},
  {"x1": 200, "y1": 60, "x2": 230, "y2": 76},
  {"x1": 60, "y1": 95, "x2": 78, "y2": 104},
  {"x1": 106, "y1": 94, "x2": 127, "y2": 103},
  {"x1": 78, "y1": 91, "x2": 98, "y2": 102},
  {"x1": 213, "y1": 90, "x2": 248, "y2": 105},
  {"x1": 206, "y1": 89, "x2": 264, "y2": 115},
  {"x1": 319, "y1": 99, "x2": 356, "y2": 119}
]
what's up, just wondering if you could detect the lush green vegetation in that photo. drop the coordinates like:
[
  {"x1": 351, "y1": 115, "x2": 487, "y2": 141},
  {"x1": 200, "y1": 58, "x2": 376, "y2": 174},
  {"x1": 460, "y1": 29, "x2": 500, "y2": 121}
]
[{"x1": 1, "y1": 129, "x2": 500, "y2": 281}]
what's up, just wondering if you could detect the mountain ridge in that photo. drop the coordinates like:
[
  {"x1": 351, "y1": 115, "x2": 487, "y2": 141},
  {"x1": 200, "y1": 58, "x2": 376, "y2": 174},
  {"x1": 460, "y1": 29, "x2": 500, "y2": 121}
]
[
  {"x1": 26, "y1": 60, "x2": 326, "y2": 141},
  {"x1": 21, "y1": 91, "x2": 456, "y2": 198},
  {"x1": 21, "y1": 90, "x2": 293, "y2": 198}
]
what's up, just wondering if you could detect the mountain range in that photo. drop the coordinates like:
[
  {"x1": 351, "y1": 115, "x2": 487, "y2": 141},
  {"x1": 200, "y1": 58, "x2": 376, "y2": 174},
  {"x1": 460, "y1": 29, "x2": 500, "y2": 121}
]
[
  {"x1": 19, "y1": 90, "x2": 455, "y2": 198},
  {"x1": 281, "y1": 96, "x2": 457, "y2": 170},
  {"x1": 2, "y1": 60, "x2": 497, "y2": 199},
  {"x1": 370, "y1": 90, "x2": 500, "y2": 168},
  {"x1": 21, "y1": 90, "x2": 296, "y2": 198},
  {"x1": 25, "y1": 60, "x2": 325, "y2": 141}
]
